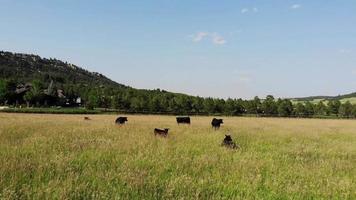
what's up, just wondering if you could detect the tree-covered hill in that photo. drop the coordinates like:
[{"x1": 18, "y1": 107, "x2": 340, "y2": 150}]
[
  {"x1": 0, "y1": 51, "x2": 213, "y2": 113},
  {"x1": 0, "y1": 51, "x2": 126, "y2": 88},
  {"x1": 2, "y1": 50, "x2": 356, "y2": 118}
]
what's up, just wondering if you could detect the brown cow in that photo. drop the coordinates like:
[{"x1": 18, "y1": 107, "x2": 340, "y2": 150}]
[{"x1": 154, "y1": 128, "x2": 169, "y2": 137}]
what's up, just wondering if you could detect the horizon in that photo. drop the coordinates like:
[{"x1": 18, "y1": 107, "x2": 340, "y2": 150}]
[{"x1": 1, "y1": 0, "x2": 355, "y2": 99}]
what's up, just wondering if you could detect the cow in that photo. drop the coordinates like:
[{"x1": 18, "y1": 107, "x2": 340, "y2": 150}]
[
  {"x1": 211, "y1": 118, "x2": 223, "y2": 130},
  {"x1": 221, "y1": 135, "x2": 239, "y2": 149},
  {"x1": 115, "y1": 117, "x2": 128, "y2": 125},
  {"x1": 154, "y1": 128, "x2": 169, "y2": 137},
  {"x1": 84, "y1": 117, "x2": 91, "y2": 120},
  {"x1": 176, "y1": 116, "x2": 191, "y2": 125}
]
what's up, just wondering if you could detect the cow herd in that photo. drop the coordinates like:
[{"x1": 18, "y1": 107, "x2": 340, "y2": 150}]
[{"x1": 111, "y1": 116, "x2": 238, "y2": 149}]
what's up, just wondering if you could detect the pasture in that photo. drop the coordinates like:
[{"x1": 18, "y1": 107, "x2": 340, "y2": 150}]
[{"x1": 0, "y1": 113, "x2": 355, "y2": 199}]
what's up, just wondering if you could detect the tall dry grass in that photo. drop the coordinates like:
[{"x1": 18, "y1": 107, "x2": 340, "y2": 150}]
[{"x1": 0, "y1": 113, "x2": 355, "y2": 199}]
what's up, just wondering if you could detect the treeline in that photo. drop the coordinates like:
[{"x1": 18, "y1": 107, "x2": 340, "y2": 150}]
[{"x1": 1, "y1": 79, "x2": 356, "y2": 118}]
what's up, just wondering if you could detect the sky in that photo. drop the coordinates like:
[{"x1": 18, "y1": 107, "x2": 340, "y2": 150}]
[{"x1": 0, "y1": 0, "x2": 356, "y2": 99}]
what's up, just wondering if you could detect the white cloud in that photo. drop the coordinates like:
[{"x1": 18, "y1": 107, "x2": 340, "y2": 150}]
[
  {"x1": 241, "y1": 7, "x2": 259, "y2": 14},
  {"x1": 238, "y1": 75, "x2": 251, "y2": 83},
  {"x1": 339, "y1": 49, "x2": 351, "y2": 54},
  {"x1": 241, "y1": 8, "x2": 249, "y2": 14},
  {"x1": 291, "y1": 4, "x2": 301, "y2": 9},
  {"x1": 233, "y1": 70, "x2": 252, "y2": 83},
  {"x1": 191, "y1": 32, "x2": 227, "y2": 45},
  {"x1": 192, "y1": 32, "x2": 209, "y2": 42},
  {"x1": 211, "y1": 33, "x2": 226, "y2": 45}
]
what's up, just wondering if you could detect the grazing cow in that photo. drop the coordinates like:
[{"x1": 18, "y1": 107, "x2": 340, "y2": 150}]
[
  {"x1": 154, "y1": 128, "x2": 169, "y2": 137},
  {"x1": 84, "y1": 117, "x2": 91, "y2": 120},
  {"x1": 222, "y1": 135, "x2": 239, "y2": 149},
  {"x1": 211, "y1": 118, "x2": 223, "y2": 129},
  {"x1": 115, "y1": 117, "x2": 128, "y2": 125},
  {"x1": 176, "y1": 116, "x2": 191, "y2": 125}
]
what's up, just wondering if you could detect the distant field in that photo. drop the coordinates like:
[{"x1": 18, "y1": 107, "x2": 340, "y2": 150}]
[
  {"x1": 0, "y1": 114, "x2": 355, "y2": 199},
  {"x1": 291, "y1": 98, "x2": 325, "y2": 104},
  {"x1": 293, "y1": 97, "x2": 356, "y2": 105},
  {"x1": 340, "y1": 97, "x2": 356, "y2": 104}
]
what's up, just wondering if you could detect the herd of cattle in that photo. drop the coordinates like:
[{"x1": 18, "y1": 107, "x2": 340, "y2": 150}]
[{"x1": 110, "y1": 116, "x2": 238, "y2": 149}]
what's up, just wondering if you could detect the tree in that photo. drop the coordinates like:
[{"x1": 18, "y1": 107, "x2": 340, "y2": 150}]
[
  {"x1": 149, "y1": 96, "x2": 162, "y2": 112},
  {"x1": 339, "y1": 101, "x2": 352, "y2": 118},
  {"x1": 262, "y1": 95, "x2": 277, "y2": 116},
  {"x1": 31, "y1": 80, "x2": 44, "y2": 106},
  {"x1": 100, "y1": 95, "x2": 111, "y2": 108},
  {"x1": 213, "y1": 99, "x2": 225, "y2": 114},
  {"x1": 315, "y1": 101, "x2": 327, "y2": 116},
  {"x1": 327, "y1": 100, "x2": 341, "y2": 115},
  {"x1": 191, "y1": 97, "x2": 204, "y2": 113},
  {"x1": 294, "y1": 103, "x2": 306, "y2": 117},
  {"x1": 234, "y1": 99, "x2": 245, "y2": 115},
  {"x1": 246, "y1": 96, "x2": 262, "y2": 115},
  {"x1": 203, "y1": 98, "x2": 216, "y2": 114},
  {"x1": 351, "y1": 105, "x2": 356, "y2": 118},
  {"x1": 0, "y1": 79, "x2": 17, "y2": 105},
  {"x1": 110, "y1": 95, "x2": 120, "y2": 109},
  {"x1": 180, "y1": 96, "x2": 193, "y2": 113},
  {"x1": 277, "y1": 99, "x2": 293, "y2": 117},
  {"x1": 0, "y1": 79, "x2": 6, "y2": 105},
  {"x1": 224, "y1": 98, "x2": 236, "y2": 115},
  {"x1": 130, "y1": 97, "x2": 142, "y2": 112},
  {"x1": 23, "y1": 91, "x2": 34, "y2": 107},
  {"x1": 304, "y1": 102, "x2": 315, "y2": 117},
  {"x1": 85, "y1": 90, "x2": 99, "y2": 110}
]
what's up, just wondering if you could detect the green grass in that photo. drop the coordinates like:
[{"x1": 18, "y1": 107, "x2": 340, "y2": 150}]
[
  {"x1": 291, "y1": 98, "x2": 326, "y2": 105},
  {"x1": 340, "y1": 97, "x2": 356, "y2": 104},
  {"x1": 293, "y1": 97, "x2": 356, "y2": 105},
  {"x1": 0, "y1": 114, "x2": 355, "y2": 199}
]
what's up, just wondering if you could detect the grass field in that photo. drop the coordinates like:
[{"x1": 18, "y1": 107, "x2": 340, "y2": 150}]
[
  {"x1": 291, "y1": 98, "x2": 325, "y2": 105},
  {"x1": 0, "y1": 113, "x2": 355, "y2": 199},
  {"x1": 340, "y1": 97, "x2": 356, "y2": 104},
  {"x1": 292, "y1": 97, "x2": 356, "y2": 105}
]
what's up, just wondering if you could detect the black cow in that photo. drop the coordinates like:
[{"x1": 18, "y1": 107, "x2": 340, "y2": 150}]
[
  {"x1": 211, "y1": 118, "x2": 223, "y2": 129},
  {"x1": 115, "y1": 117, "x2": 128, "y2": 125},
  {"x1": 222, "y1": 135, "x2": 238, "y2": 149},
  {"x1": 154, "y1": 128, "x2": 169, "y2": 137},
  {"x1": 176, "y1": 116, "x2": 191, "y2": 125}
]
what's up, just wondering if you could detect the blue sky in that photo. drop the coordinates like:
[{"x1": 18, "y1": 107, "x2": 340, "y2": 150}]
[{"x1": 1, "y1": 0, "x2": 355, "y2": 99}]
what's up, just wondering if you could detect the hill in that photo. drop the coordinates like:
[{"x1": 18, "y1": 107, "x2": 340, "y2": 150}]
[
  {"x1": 0, "y1": 51, "x2": 213, "y2": 114},
  {"x1": 291, "y1": 92, "x2": 356, "y2": 104},
  {"x1": 0, "y1": 51, "x2": 126, "y2": 88},
  {"x1": 1, "y1": 50, "x2": 356, "y2": 118}
]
